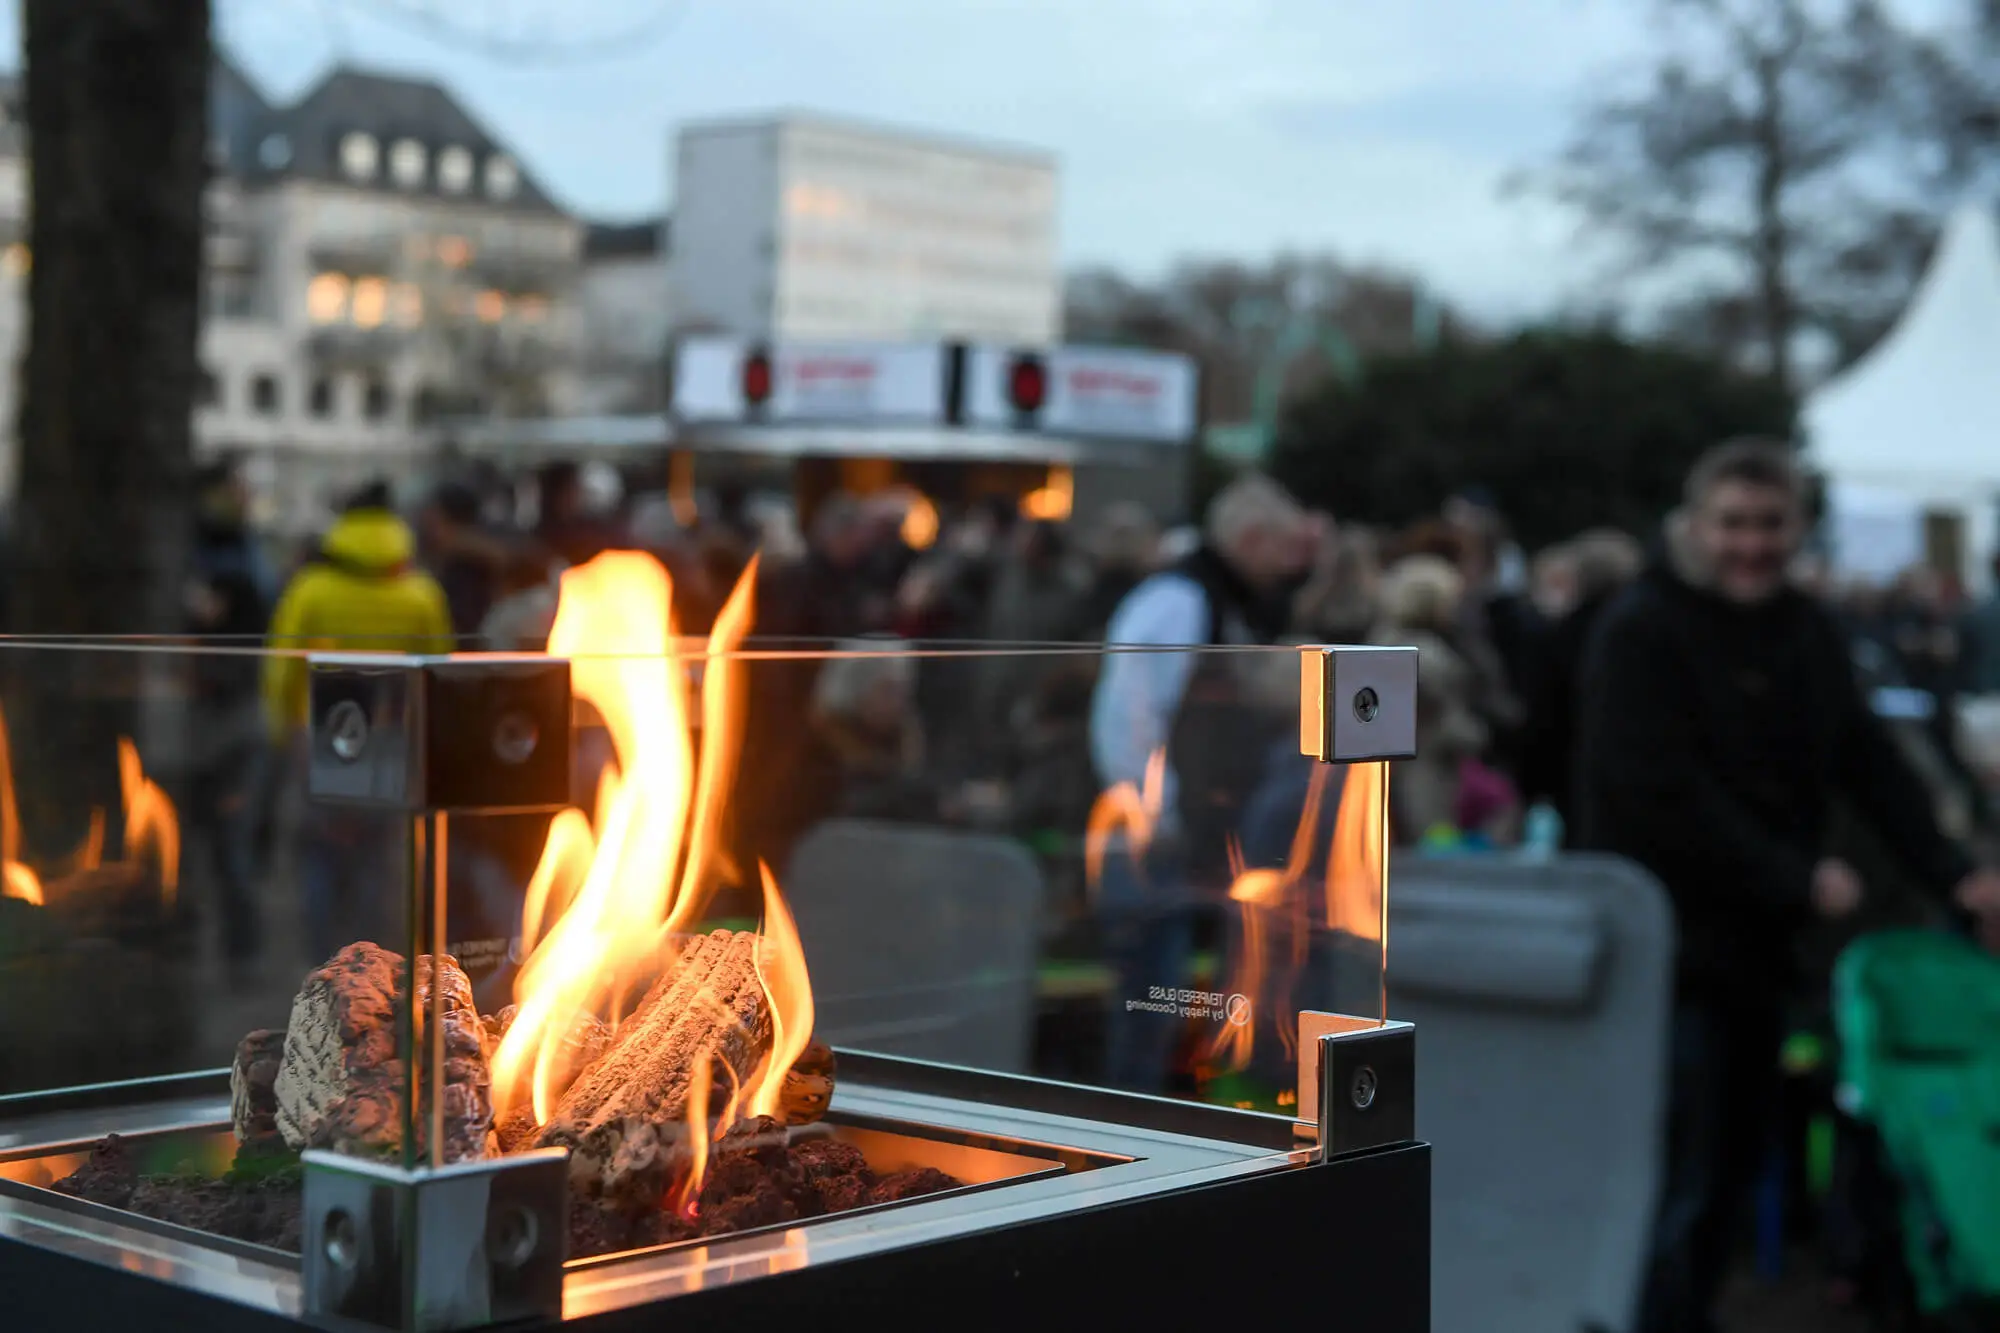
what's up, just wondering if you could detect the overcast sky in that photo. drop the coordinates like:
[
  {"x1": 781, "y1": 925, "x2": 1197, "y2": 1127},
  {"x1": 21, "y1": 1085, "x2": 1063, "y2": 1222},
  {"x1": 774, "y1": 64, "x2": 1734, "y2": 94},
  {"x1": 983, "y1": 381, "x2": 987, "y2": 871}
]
[{"x1": 0, "y1": 0, "x2": 1961, "y2": 321}]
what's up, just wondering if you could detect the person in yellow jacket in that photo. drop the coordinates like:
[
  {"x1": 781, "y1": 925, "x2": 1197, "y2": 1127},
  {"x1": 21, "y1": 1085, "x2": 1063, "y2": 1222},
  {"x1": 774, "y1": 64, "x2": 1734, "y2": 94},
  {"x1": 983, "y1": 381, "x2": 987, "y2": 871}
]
[
  {"x1": 262, "y1": 486, "x2": 455, "y2": 742},
  {"x1": 264, "y1": 483, "x2": 453, "y2": 961}
]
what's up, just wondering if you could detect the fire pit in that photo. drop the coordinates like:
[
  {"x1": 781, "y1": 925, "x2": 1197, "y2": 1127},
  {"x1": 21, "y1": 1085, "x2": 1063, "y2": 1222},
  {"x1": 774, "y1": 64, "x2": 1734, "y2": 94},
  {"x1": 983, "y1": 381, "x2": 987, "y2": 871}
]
[{"x1": 0, "y1": 556, "x2": 1428, "y2": 1331}]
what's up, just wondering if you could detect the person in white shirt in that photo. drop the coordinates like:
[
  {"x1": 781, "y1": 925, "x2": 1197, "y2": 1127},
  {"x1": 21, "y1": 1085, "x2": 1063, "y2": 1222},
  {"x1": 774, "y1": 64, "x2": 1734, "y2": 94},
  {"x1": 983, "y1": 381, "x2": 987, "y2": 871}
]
[{"x1": 1087, "y1": 474, "x2": 1318, "y2": 1091}]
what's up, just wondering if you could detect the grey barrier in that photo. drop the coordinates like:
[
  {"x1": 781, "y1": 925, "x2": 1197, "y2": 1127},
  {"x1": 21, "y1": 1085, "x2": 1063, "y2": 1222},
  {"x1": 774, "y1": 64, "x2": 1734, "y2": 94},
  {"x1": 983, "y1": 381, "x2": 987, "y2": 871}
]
[
  {"x1": 784, "y1": 819, "x2": 1046, "y2": 1074},
  {"x1": 1387, "y1": 853, "x2": 1676, "y2": 1333}
]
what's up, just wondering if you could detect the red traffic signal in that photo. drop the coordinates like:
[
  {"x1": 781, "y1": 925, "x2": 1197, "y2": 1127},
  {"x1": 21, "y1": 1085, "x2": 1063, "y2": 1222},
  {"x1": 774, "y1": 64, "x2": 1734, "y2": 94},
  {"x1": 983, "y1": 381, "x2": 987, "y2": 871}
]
[
  {"x1": 741, "y1": 347, "x2": 773, "y2": 406},
  {"x1": 1007, "y1": 353, "x2": 1047, "y2": 415}
]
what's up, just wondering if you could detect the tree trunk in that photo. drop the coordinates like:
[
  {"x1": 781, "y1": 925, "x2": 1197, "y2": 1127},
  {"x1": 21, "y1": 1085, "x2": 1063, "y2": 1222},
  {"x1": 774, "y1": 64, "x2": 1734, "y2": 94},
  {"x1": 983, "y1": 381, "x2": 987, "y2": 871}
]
[
  {"x1": 9, "y1": 0, "x2": 209, "y2": 844},
  {"x1": 16, "y1": 0, "x2": 206, "y2": 635}
]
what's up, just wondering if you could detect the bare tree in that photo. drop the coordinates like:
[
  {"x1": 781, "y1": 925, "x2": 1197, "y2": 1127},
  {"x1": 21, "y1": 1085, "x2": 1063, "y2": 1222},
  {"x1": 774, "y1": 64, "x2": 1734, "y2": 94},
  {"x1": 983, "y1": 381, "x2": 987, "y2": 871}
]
[
  {"x1": 1066, "y1": 254, "x2": 1461, "y2": 426},
  {"x1": 1531, "y1": 0, "x2": 1980, "y2": 385}
]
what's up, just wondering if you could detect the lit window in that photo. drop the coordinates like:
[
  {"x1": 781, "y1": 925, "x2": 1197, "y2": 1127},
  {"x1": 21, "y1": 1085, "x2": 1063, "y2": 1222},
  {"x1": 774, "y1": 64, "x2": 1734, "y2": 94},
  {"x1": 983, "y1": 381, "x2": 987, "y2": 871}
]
[
  {"x1": 338, "y1": 131, "x2": 379, "y2": 181},
  {"x1": 516, "y1": 294, "x2": 549, "y2": 323},
  {"x1": 392, "y1": 283, "x2": 423, "y2": 327},
  {"x1": 437, "y1": 145, "x2": 474, "y2": 194},
  {"x1": 483, "y1": 154, "x2": 519, "y2": 200},
  {"x1": 786, "y1": 184, "x2": 851, "y2": 219},
  {"x1": 306, "y1": 272, "x2": 349, "y2": 324},
  {"x1": 475, "y1": 290, "x2": 506, "y2": 323},
  {"x1": 1, "y1": 243, "x2": 28, "y2": 278},
  {"x1": 435, "y1": 235, "x2": 473, "y2": 268},
  {"x1": 258, "y1": 133, "x2": 292, "y2": 170},
  {"x1": 351, "y1": 277, "x2": 388, "y2": 328},
  {"x1": 389, "y1": 138, "x2": 426, "y2": 188}
]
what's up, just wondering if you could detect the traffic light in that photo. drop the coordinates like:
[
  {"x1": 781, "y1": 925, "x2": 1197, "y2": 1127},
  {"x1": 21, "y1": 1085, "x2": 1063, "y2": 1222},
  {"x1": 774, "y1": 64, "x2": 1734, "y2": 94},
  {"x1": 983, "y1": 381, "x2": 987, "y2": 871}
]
[
  {"x1": 741, "y1": 344, "x2": 773, "y2": 411},
  {"x1": 1006, "y1": 351, "x2": 1047, "y2": 421}
]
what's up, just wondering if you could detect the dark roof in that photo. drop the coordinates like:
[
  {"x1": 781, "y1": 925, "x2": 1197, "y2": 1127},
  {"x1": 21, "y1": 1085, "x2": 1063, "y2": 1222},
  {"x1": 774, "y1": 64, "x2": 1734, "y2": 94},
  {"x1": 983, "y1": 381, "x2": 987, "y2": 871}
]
[
  {"x1": 242, "y1": 65, "x2": 565, "y2": 216},
  {"x1": 210, "y1": 54, "x2": 271, "y2": 177},
  {"x1": 583, "y1": 217, "x2": 667, "y2": 261}
]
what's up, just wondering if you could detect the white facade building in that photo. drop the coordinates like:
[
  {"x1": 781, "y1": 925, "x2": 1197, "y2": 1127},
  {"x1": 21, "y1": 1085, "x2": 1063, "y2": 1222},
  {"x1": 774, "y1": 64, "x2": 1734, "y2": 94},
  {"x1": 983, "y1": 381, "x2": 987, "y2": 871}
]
[
  {"x1": 669, "y1": 113, "x2": 1059, "y2": 346},
  {"x1": 575, "y1": 218, "x2": 672, "y2": 414},
  {"x1": 0, "y1": 60, "x2": 585, "y2": 530}
]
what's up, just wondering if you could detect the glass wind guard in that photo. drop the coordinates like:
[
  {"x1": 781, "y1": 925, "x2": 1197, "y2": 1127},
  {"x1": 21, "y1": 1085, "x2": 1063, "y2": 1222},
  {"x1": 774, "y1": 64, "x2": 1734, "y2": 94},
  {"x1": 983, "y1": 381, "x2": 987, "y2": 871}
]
[
  {"x1": 0, "y1": 563, "x2": 1391, "y2": 1158},
  {"x1": 455, "y1": 627, "x2": 1387, "y2": 1134},
  {"x1": 0, "y1": 638, "x2": 428, "y2": 1168}
]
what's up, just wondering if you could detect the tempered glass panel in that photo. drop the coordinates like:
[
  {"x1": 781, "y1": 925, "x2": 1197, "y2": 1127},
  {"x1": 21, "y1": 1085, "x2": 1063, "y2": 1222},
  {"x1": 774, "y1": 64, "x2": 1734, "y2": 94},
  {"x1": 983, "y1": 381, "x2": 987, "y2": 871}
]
[
  {"x1": 461, "y1": 546, "x2": 1389, "y2": 1124},
  {"x1": 0, "y1": 638, "x2": 420, "y2": 1166},
  {"x1": 0, "y1": 583, "x2": 1391, "y2": 1149}
]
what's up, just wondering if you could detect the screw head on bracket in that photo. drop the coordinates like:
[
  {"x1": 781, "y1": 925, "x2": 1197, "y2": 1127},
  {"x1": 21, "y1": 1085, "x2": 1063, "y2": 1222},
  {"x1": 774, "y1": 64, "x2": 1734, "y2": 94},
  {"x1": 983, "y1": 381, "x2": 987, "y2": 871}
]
[
  {"x1": 327, "y1": 701, "x2": 369, "y2": 763},
  {"x1": 1350, "y1": 1065, "x2": 1378, "y2": 1111},
  {"x1": 492, "y1": 711, "x2": 539, "y2": 766},
  {"x1": 1352, "y1": 687, "x2": 1380, "y2": 724}
]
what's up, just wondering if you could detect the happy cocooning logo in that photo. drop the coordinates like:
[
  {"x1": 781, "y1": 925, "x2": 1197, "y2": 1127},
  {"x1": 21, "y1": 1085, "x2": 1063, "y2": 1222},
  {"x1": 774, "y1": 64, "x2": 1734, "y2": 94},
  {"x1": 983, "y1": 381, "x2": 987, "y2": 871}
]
[{"x1": 1126, "y1": 985, "x2": 1250, "y2": 1025}]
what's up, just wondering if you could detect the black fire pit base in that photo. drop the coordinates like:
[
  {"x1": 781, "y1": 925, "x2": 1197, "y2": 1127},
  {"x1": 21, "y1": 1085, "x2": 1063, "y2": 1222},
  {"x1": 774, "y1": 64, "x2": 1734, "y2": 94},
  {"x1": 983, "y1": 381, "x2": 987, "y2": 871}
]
[
  {"x1": 0, "y1": 1056, "x2": 1430, "y2": 1332},
  {"x1": 2, "y1": 1141, "x2": 1428, "y2": 1332}
]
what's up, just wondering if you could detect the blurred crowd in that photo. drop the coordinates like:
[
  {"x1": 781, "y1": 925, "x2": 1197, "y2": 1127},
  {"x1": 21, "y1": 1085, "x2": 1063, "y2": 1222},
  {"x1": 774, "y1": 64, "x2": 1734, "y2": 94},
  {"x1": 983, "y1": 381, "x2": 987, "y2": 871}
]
[
  {"x1": 183, "y1": 444, "x2": 2000, "y2": 969},
  {"x1": 179, "y1": 441, "x2": 2000, "y2": 1332}
]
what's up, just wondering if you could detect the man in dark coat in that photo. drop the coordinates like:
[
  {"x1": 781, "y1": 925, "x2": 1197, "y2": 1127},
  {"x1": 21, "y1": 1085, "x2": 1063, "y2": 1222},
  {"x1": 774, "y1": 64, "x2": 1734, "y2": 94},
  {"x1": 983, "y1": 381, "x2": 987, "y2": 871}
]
[{"x1": 1574, "y1": 439, "x2": 2000, "y2": 1333}]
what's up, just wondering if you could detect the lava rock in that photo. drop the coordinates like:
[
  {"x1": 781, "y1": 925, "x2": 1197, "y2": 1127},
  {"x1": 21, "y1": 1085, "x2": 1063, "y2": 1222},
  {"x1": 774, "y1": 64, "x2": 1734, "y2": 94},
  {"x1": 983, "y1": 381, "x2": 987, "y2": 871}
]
[
  {"x1": 230, "y1": 1029, "x2": 286, "y2": 1151},
  {"x1": 129, "y1": 1176, "x2": 303, "y2": 1253},
  {"x1": 49, "y1": 1135, "x2": 137, "y2": 1211},
  {"x1": 869, "y1": 1168, "x2": 960, "y2": 1204},
  {"x1": 48, "y1": 1126, "x2": 964, "y2": 1261}
]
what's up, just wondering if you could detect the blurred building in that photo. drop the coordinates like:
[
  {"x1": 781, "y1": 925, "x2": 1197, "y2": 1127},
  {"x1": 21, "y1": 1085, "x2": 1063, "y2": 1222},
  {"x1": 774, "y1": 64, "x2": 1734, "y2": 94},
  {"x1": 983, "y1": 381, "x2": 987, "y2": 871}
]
[
  {"x1": 0, "y1": 57, "x2": 585, "y2": 529},
  {"x1": 0, "y1": 77, "x2": 31, "y2": 500},
  {"x1": 575, "y1": 217, "x2": 672, "y2": 414},
  {"x1": 669, "y1": 113, "x2": 1059, "y2": 345}
]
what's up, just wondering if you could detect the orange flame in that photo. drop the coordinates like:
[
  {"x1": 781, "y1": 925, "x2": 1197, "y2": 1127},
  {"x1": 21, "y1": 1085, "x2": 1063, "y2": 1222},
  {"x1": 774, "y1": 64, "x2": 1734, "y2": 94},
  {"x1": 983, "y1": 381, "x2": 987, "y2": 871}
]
[
  {"x1": 664, "y1": 559, "x2": 758, "y2": 939},
  {"x1": 491, "y1": 548, "x2": 819, "y2": 1206},
  {"x1": 67, "y1": 808, "x2": 106, "y2": 878},
  {"x1": 748, "y1": 861, "x2": 813, "y2": 1118},
  {"x1": 1209, "y1": 764, "x2": 1333, "y2": 1073},
  {"x1": 516, "y1": 808, "x2": 593, "y2": 962},
  {"x1": 670, "y1": 993, "x2": 750, "y2": 1221},
  {"x1": 493, "y1": 551, "x2": 709, "y2": 1122},
  {"x1": 1326, "y1": 761, "x2": 1388, "y2": 947},
  {"x1": 1084, "y1": 747, "x2": 1165, "y2": 898},
  {"x1": 674, "y1": 1055, "x2": 714, "y2": 1221},
  {"x1": 0, "y1": 703, "x2": 177, "y2": 910},
  {"x1": 0, "y1": 704, "x2": 42, "y2": 906},
  {"x1": 118, "y1": 738, "x2": 180, "y2": 908}
]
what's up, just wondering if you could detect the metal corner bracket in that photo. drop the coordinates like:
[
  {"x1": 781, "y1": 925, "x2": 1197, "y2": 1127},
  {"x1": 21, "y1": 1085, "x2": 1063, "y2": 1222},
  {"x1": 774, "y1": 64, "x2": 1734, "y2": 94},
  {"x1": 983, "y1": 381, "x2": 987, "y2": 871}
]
[
  {"x1": 302, "y1": 1146, "x2": 571, "y2": 1331},
  {"x1": 1298, "y1": 644, "x2": 1418, "y2": 764},
  {"x1": 1296, "y1": 1011, "x2": 1416, "y2": 1163}
]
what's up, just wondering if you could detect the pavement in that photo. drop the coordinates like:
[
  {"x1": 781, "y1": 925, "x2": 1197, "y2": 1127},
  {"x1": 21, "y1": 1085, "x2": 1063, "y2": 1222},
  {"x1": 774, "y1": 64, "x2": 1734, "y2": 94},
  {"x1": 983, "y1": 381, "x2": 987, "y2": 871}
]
[{"x1": 1720, "y1": 1255, "x2": 1882, "y2": 1333}]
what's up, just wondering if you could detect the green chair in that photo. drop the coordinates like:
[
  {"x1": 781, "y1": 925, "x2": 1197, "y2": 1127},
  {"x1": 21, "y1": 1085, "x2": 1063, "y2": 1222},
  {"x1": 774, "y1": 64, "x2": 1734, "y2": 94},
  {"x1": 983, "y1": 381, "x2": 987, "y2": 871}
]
[{"x1": 1833, "y1": 930, "x2": 2000, "y2": 1317}]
